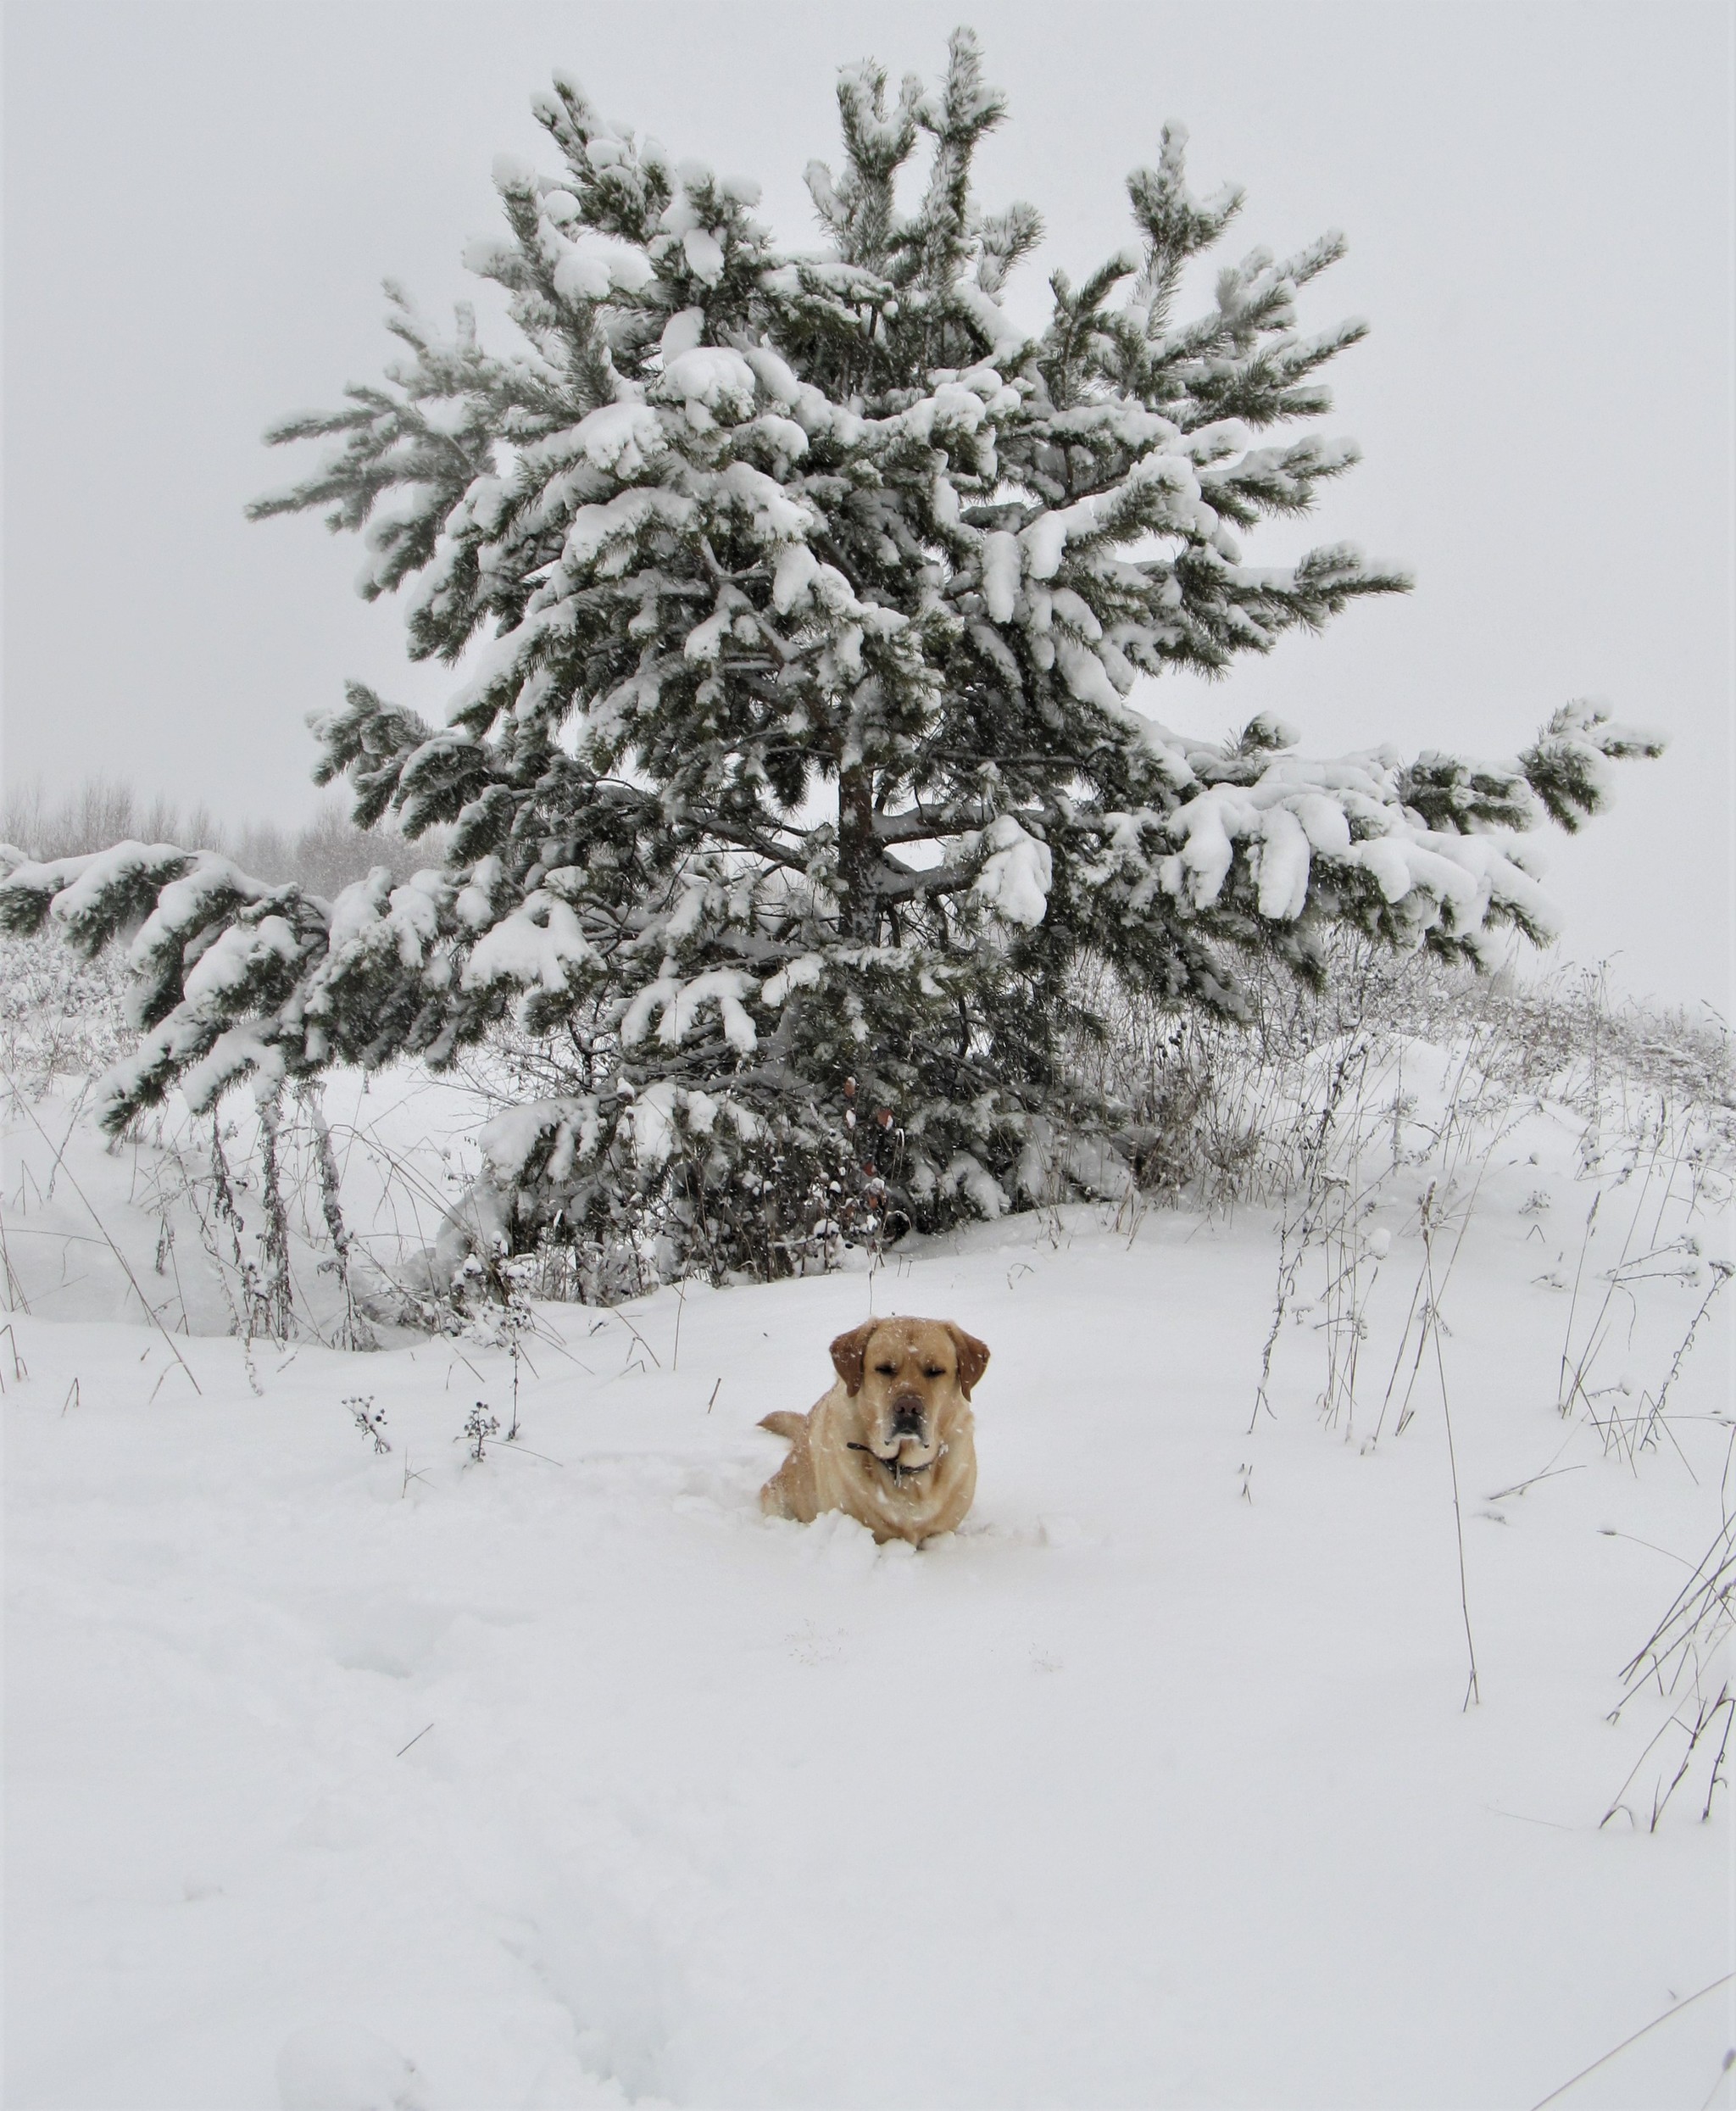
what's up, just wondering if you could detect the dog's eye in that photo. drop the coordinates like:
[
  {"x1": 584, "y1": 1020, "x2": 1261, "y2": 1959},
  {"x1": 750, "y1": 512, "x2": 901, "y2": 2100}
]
[
  {"x1": 875, "y1": 1362, "x2": 897, "y2": 1375},
  {"x1": 924, "y1": 1365, "x2": 944, "y2": 1378}
]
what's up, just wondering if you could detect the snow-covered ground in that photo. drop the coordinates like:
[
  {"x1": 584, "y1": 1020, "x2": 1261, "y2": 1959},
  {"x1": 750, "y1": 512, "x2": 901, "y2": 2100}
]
[{"x1": 5, "y1": 1044, "x2": 1734, "y2": 2108}]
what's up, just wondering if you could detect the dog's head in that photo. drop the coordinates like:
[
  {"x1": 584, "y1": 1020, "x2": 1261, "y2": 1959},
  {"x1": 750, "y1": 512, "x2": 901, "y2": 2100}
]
[{"x1": 828, "y1": 1317, "x2": 990, "y2": 1468}]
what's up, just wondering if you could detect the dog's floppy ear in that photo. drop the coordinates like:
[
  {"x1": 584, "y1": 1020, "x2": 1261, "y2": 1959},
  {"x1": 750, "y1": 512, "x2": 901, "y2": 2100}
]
[
  {"x1": 946, "y1": 1323, "x2": 991, "y2": 1397},
  {"x1": 830, "y1": 1321, "x2": 879, "y2": 1395}
]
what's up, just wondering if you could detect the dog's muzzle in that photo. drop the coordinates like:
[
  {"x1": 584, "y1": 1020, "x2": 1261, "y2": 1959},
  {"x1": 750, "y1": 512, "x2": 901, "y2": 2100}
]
[{"x1": 890, "y1": 1393, "x2": 926, "y2": 1438}]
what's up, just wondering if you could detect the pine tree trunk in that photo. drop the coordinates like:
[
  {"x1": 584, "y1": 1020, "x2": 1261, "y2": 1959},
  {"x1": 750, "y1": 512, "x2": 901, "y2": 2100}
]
[{"x1": 837, "y1": 763, "x2": 877, "y2": 944}]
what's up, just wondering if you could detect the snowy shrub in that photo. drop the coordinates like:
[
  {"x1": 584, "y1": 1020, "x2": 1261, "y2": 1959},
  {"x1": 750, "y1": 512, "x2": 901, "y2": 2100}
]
[
  {"x1": 346, "y1": 1394, "x2": 390, "y2": 1452},
  {"x1": 0, "y1": 31, "x2": 1663, "y2": 1300},
  {"x1": 0, "y1": 930, "x2": 136, "y2": 1096},
  {"x1": 1071, "y1": 940, "x2": 1735, "y2": 1215}
]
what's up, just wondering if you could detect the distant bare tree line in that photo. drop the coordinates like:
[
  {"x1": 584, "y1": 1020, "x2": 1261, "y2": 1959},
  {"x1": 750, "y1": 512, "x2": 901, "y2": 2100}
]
[{"x1": 2, "y1": 776, "x2": 442, "y2": 900}]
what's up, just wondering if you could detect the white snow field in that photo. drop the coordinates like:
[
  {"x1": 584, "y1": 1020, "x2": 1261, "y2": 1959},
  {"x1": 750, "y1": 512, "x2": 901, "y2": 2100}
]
[{"x1": 4, "y1": 1043, "x2": 1734, "y2": 2108}]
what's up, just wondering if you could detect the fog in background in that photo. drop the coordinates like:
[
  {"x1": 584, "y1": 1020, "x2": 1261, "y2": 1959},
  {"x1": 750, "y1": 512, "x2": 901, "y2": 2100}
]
[{"x1": 4, "y1": 1, "x2": 1730, "y2": 1011}]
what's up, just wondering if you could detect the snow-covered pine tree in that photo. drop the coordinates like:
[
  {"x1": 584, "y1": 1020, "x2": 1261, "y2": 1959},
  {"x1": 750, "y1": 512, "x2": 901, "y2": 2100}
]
[{"x1": 0, "y1": 31, "x2": 1661, "y2": 1291}]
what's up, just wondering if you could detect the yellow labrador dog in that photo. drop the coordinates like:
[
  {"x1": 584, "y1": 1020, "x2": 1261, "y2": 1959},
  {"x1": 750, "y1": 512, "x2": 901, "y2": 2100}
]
[{"x1": 759, "y1": 1317, "x2": 990, "y2": 1545}]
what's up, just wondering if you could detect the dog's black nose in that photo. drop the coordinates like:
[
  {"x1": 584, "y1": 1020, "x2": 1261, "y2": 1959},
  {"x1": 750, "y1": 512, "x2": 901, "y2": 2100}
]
[{"x1": 892, "y1": 1397, "x2": 925, "y2": 1434}]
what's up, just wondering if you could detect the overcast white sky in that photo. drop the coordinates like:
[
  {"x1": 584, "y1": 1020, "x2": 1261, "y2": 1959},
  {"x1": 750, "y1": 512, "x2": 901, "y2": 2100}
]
[{"x1": 3, "y1": 2, "x2": 1731, "y2": 1011}]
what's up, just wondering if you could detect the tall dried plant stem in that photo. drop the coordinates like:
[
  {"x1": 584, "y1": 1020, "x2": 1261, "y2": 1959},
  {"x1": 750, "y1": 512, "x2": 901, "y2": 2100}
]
[
  {"x1": 255, "y1": 1089, "x2": 295, "y2": 1344},
  {"x1": 1250, "y1": 1037, "x2": 1370, "y2": 1431},
  {"x1": 209, "y1": 1115, "x2": 270, "y2": 1348},
  {"x1": 302, "y1": 1084, "x2": 376, "y2": 1351},
  {"x1": 1422, "y1": 1192, "x2": 1480, "y2": 1708},
  {"x1": 0, "y1": 1198, "x2": 30, "y2": 1313},
  {"x1": 1640, "y1": 1261, "x2": 1733, "y2": 1450}
]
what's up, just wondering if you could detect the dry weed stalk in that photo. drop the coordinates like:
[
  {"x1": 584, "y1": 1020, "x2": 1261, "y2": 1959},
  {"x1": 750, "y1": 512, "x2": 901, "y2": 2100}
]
[
  {"x1": 1603, "y1": 1433, "x2": 1736, "y2": 1829},
  {"x1": 302, "y1": 1084, "x2": 376, "y2": 1351},
  {"x1": 254, "y1": 1093, "x2": 295, "y2": 1345}
]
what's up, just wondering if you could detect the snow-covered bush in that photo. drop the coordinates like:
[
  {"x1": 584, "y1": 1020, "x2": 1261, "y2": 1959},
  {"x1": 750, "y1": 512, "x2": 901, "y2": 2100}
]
[
  {"x1": 1071, "y1": 940, "x2": 1735, "y2": 1214},
  {"x1": 0, "y1": 31, "x2": 1662, "y2": 1296},
  {"x1": 0, "y1": 930, "x2": 136, "y2": 1096}
]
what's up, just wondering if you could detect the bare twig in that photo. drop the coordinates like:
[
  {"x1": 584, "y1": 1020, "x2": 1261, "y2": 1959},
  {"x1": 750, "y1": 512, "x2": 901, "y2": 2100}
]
[
  {"x1": 1422, "y1": 1193, "x2": 1479, "y2": 1708},
  {"x1": 1529, "y1": 1973, "x2": 1736, "y2": 2109}
]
